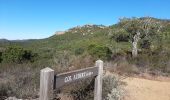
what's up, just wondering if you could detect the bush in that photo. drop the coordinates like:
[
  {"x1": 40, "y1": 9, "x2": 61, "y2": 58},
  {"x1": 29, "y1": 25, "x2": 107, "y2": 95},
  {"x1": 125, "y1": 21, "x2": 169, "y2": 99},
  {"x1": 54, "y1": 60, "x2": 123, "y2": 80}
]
[
  {"x1": 113, "y1": 33, "x2": 129, "y2": 42},
  {"x1": 116, "y1": 61, "x2": 139, "y2": 75},
  {"x1": 107, "y1": 88, "x2": 122, "y2": 100},
  {"x1": 0, "y1": 52, "x2": 2, "y2": 63},
  {"x1": 75, "y1": 48, "x2": 84, "y2": 55},
  {"x1": 87, "y1": 44, "x2": 112, "y2": 60},
  {"x1": 102, "y1": 74, "x2": 123, "y2": 100},
  {"x1": 149, "y1": 50, "x2": 170, "y2": 73},
  {"x1": 53, "y1": 50, "x2": 73, "y2": 70},
  {"x1": 2, "y1": 46, "x2": 37, "y2": 63},
  {"x1": 0, "y1": 82, "x2": 12, "y2": 98},
  {"x1": 139, "y1": 38, "x2": 151, "y2": 49},
  {"x1": 127, "y1": 48, "x2": 170, "y2": 75}
]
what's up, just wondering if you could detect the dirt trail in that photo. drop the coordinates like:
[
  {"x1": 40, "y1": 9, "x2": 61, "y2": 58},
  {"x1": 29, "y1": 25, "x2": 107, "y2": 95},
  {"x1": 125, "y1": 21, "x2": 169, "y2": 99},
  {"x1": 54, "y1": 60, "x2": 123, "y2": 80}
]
[{"x1": 123, "y1": 77, "x2": 170, "y2": 100}]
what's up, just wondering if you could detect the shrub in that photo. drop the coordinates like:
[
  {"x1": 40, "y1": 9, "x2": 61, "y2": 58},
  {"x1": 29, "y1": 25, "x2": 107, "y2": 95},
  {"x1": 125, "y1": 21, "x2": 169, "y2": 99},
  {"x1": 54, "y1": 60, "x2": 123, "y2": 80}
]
[
  {"x1": 116, "y1": 61, "x2": 139, "y2": 75},
  {"x1": 87, "y1": 44, "x2": 112, "y2": 60},
  {"x1": 2, "y1": 46, "x2": 37, "y2": 63},
  {"x1": 53, "y1": 50, "x2": 75, "y2": 72},
  {"x1": 0, "y1": 82, "x2": 12, "y2": 98},
  {"x1": 54, "y1": 78, "x2": 94, "y2": 100},
  {"x1": 116, "y1": 33, "x2": 129, "y2": 42},
  {"x1": 102, "y1": 74, "x2": 123, "y2": 100},
  {"x1": 0, "y1": 52, "x2": 2, "y2": 63},
  {"x1": 75, "y1": 48, "x2": 84, "y2": 55},
  {"x1": 139, "y1": 38, "x2": 151, "y2": 49},
  {"x1": 2, "y1": 46, "x2": 24, "y2": 63},
  {"x1": 112, "y1": 32, "x2": 129, "y2": 42},
  {"x1": 149, "y1": 50, "x2": 170, "y2": 73},
  {"x1": 107, "y1": 88, "x2": 122, "y2": 100}
]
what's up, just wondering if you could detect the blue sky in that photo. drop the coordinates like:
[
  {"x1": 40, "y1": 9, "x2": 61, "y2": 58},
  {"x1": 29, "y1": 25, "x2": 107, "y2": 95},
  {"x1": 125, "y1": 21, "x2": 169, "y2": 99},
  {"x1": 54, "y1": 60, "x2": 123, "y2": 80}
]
[{"x1": 0, "y1": 0, "x2": 170, "y2": 40}]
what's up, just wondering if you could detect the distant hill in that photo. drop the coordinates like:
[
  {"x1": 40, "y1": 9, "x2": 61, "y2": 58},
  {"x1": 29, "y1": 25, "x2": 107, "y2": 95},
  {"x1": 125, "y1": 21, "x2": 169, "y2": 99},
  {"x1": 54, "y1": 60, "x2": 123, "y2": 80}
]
[{"x1": 0, "y1": 39, "x2": 9, "y2": 42}]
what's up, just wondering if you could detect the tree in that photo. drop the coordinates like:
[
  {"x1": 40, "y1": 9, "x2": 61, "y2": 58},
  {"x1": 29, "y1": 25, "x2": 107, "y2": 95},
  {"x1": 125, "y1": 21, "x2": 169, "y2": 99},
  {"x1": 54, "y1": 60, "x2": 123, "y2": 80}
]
[{"x1": 119, "y1": 17, "x2": 163, "y2": 57}]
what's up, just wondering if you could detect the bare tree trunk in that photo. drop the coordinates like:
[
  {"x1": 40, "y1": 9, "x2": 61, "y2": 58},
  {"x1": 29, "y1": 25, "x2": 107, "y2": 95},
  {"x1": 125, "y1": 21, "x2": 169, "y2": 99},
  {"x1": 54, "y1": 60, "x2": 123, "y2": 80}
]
[
  {"x1": 132, "y1": 41, "x2": 138, "y2": 57},
  {"x1": 132, "y1": 32, "x2": 140, "y2": 58}
]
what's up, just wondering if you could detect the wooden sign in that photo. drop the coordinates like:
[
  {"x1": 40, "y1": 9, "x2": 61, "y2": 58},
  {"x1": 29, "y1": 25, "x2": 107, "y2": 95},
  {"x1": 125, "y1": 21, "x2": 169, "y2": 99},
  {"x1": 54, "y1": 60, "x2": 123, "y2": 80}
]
[
  {"x1": 39, "y1": 60, "x2": 103, "y2": 100},
  {"x1": 54, "y1": 66, "x2": 98, "y2": 89}
]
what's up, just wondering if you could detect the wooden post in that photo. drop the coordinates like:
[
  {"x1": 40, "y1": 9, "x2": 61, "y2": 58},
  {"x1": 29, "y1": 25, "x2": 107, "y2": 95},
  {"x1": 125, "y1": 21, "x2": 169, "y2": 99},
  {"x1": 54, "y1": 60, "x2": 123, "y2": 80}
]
[
  {"x1": 94, "y1": 60, "x2": 103, "y2": 100},
  {"x1": 40, "y1": 67, "x2": 54, "y2": 100}
]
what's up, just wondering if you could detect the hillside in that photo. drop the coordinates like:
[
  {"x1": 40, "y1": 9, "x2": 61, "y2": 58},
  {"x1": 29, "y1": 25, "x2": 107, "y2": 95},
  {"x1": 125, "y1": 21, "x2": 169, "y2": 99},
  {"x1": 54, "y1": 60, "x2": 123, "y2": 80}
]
[{"x1": 0, "y1": 17, "x2": 170, "y2": 99}]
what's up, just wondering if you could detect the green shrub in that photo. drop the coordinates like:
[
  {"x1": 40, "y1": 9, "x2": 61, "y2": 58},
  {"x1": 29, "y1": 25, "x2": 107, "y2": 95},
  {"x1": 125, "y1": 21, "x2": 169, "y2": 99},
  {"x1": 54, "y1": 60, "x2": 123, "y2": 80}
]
[
  {"x1": 113, "y1": 33, "x2": 129, "y2": 42},
  {"x1": 2, "y1": 46, "x2": 37, "y2": 63},
  {"x1": 2, "y1": 46, "x2": 24, "y2": 63},
  {"x1": 0, "y1": 52, "x2": 2, "y2": 63},
  {"x1": 75, "y1": 48, "x2": 84, "y2": 55},
  {"x1": 87, "y1": 44, "x2": 112, "y2": 60},
  {"x1": 22, "y1": 50, "x2": 38, "y2": 62},
  {"x1": 139, "y1": 38, "x2": 151, "y2": 49}
]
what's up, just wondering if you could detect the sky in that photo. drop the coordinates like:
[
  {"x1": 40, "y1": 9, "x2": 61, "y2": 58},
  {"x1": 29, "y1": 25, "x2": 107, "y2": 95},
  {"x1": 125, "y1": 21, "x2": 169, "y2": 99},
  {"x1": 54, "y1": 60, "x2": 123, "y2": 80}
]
[{"x1": 0, "y1": 0, "x2": 170, "y2": 40}]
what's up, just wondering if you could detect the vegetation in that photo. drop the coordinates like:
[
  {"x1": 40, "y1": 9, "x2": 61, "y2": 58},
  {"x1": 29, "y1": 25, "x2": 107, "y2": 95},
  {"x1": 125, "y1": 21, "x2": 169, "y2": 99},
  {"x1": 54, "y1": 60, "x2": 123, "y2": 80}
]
[
  {"x1": 0, "y1": 52, "x2": 2, "y2": 63},
  {"x1": 1, "y1": 46, "x2": 37, "y2": 63},
  {"x1": 103, "y1": 74, "x2": 123, "y2": 100},
  {"x1": 0, "y1": 17, "x2": 170, "y2": 99},
  {"x1": 118, "y1": 17, "x2": 163, "y2": 57},
  {"x1": 87, "y1": 44, "x2": 112, "y2": 60}
]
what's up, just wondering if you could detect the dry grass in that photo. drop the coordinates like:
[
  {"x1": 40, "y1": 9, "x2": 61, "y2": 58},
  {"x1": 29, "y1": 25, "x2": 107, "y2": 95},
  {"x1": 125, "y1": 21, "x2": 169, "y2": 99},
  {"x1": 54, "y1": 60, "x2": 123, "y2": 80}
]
[{"x1": 0, "y1": 63, "x2": 41, "y2": 99}]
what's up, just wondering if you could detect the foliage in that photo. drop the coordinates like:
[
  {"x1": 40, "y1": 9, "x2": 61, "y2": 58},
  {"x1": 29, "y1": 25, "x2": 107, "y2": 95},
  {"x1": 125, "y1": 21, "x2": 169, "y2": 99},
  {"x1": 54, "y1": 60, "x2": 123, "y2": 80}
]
[
  {"x1": 112, "y1": 29, "x2": 129, "y2": 42},
  {"x1": 87, "y1": 44, "x2": 112, "y2": 60},
  {"x1": 117, "y1": 17, "x2": 164, "y2": 57},
  {"x1": 103, "y1": 74, "x2": 123, "y2": 100},
  {"x1": 75, "y1": 47, "x2": 85, "y2": 55},
  {"x1": 107, "y1": 88, "x2": 122, "y2": 100},
  {"x1": 1, "y1": 46, "x2": 37, "y2": 63},
  {"x1": 0, "y1": 52, "x2": 2, "y2": 63},
  {"x1": 120, "y1": 17, "x2": 163, "y2": 39},
  {"x1": 139, "y1": 38, "x2": 151, "y2": 49}
]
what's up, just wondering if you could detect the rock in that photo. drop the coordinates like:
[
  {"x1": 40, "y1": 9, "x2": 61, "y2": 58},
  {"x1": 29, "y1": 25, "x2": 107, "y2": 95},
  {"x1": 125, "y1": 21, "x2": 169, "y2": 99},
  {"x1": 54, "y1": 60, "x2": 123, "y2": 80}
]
[{"x1": 55, "y1": 31, "x2": 65, "y2": 35}]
